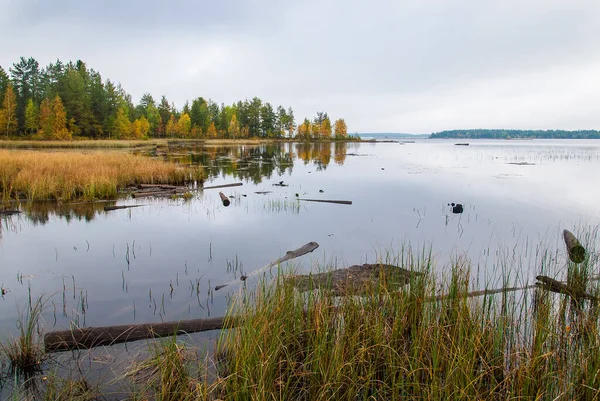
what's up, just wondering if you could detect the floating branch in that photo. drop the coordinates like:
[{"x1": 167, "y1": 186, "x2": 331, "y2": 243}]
[
  {"x1": 104, "y1": 205, "x2": 146, "y2": 211},
  {"x1": 215, "y1": 241, "x2": 320, "y2": 291},
  {"x1": 298, "y1": 198, "x2": 353, "y2": 205},
  {"x1": 202, "y1": 182, "x2": 243, "y2": 190}
]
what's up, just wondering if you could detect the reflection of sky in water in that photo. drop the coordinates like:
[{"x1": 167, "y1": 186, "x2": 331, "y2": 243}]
[{"x1": 0, "y1": 139, "x2": 599, "y2": 335}]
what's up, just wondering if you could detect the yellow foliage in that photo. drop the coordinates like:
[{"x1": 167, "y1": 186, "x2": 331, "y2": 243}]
[
  {"x1": 131, "y1": 116, "x2": 150, "y2": 139},
  {"x1": 334, "y1": 118, "x2": 348, "y2": 138}
]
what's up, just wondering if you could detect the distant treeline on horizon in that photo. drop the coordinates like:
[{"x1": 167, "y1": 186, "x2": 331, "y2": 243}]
[{"x1": 430, "y1": 129, "x2": 600, "y2": 139}]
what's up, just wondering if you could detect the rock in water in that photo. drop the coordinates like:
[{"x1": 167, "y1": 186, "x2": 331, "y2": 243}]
[{"x1": 452, "y1": 203, "x2": 464, "y2": 214}]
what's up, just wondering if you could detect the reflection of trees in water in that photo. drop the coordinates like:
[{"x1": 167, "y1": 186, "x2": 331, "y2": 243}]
[
  {"x1": 142, "y1": 142, "x2": 350, "y2": 183},
  {"x1": 22, "y1": 202, "x2": 110, "y2": 225}
]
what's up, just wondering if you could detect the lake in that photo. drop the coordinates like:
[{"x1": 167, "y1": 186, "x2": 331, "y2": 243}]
[{"x1": 1, "y1": 139, "x2": 599, "y2": 336}]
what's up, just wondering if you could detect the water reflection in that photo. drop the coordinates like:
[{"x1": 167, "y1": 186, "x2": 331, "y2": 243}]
[{"x1": 139, "y1": 142, "x2": 348, "y2": 182}]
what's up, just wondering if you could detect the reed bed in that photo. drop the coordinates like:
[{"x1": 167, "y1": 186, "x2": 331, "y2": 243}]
[
  {"x1": 0, "y1": 150, "x2": 203, "y2": 201},
  {"x1": 215, "y1": 243, "x2": 600, "y2": 400}
]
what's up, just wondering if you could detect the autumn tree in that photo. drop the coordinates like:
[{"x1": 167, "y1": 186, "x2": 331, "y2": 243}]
[
  {"x1": 165, "y1": 115, "x2": 177, "y2": 137},
  {"x1": 228, "y1": 114, "x2": 240, "y2": 138},
  {"x1": 51, "y1": 95, "x2": 71, "y2": 140},
  {"x1": 112, "y1": 106, "x2": 131, "y2": 139},
  {"x1": 297, "y1": 118, "x2": 312, "y2": 140},
  {"x1": 37, "y1": 98, "x2": 53, "y2": 139},
  {"x1": 24, "y1": 98, "x2": 39, "y2": 134},
  {"x1": 321, "y1": 117, "x2": 332, "y2": 138},
  {"x1": 207, "y1": 121, "x2": 218, "y2": 138},
  {"x1": 334, "y1": 118, "x2": 348, "y2": 138},
  {"x1": 0, "y1": 84, "x2": 18, "y2": 138},
  {"x1": 131, "y1": 116, "x2": 150, "y2": 139},
  {"x1": 176, "y1": 113, "x2": 191, "y2": 137}
]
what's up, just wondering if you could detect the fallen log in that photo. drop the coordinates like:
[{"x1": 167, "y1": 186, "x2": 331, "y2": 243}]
[
  {"x1": 0, "y1": 209, "x2": 20, "y2": 216},
  {"x1": 536, "y1": 275, "x2": 597, "y2": 301},
  {"x1": 132, "y1": 190, "x2": 177, "y2": 199},
  {"x1": 44, "y1": 316, "x2": 240, "y2": 352},
  {"x1": 298, "y1": 198, "x2": 352, "y2": 205},
  {"x1": 215, "y1": 241, "x2": 320, "y2": 291},
  {"x1": 202, "y1": 182, "x2": 243, "y2": 190},
  {"x1": 104, "y1": 205, "x2": 146, "y2": 212},
  {"x1": 139, "y1": 184, "x2": 179, "y2": 189},
  {"x1": 563, "y1": 229, "x2": 586, "y2": 263},
  {"x1": 219, "y1": 192, "x2": 231, "y2": 207}
]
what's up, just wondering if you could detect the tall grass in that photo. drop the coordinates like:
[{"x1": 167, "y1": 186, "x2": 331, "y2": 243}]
[
  {"x1": 0, "y1": 150, "x2": 203, "y2": 201},
  {"x1": 215, "y1": 243, "x2": 600, "y2": 399},
  {"x1": 0, "y1": 295, "x2": 45, "y2": 384}
]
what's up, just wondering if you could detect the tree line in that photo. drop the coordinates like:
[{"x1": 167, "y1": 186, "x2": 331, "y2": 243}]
[
  {"x1": 0, "y1": 57, "x2": 349, "y2": 140},
  {"x1": 430, "y1": 129, "x2": 600, "y2": 139}
]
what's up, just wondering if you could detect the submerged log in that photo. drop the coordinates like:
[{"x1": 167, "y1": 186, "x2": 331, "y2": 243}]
[
  {"x1": 563, "y1": 229, "x2": 586, "y2": 263},
  {"x1": 219, "y1": 192, "x2": 231, "y2": 207},
  {"x1": 104, "y1": 205, "x2": 145, "y2": 211},
  {"x1": 215, "y1": 241, "x2": 320, "y2": 291},
  {"x1": 44, "y1": 316, "x2": 240, "y2": 352},
  {"x1": 202, "y1": 182, "x2": 243, "y2": 190},
  {"x1": 298, "y1": 198, "x2": 352, "y2": 205}
]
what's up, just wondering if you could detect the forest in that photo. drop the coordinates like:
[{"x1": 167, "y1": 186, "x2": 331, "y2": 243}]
[
  {"x1": 0, "y1": 57, "x2": 349, "y2": 140},
  {"x1": 430, "y1": 129, "x2": 600, "y2": 139}
]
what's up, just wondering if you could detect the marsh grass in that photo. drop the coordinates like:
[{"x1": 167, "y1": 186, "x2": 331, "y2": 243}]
[
  {"x1": 125, "y1": 336, "x2": 210, "y2": 401},
  {"x1": 0, "y1": 150, "x2": 203, "y2": 201},
  {"x1": 0, "y1": 295, "x2": 45, "y2": 385},
  {"x1": 214, "y1": 240, "x2": 600, "y2": 400}
]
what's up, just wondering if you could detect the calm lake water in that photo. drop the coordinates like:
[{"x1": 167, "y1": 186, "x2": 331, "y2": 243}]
[{"x1": 1, "y1": 139, "x2": 599, "y2": 335}]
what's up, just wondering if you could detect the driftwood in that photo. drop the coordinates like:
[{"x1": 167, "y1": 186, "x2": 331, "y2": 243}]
[
  {"x1": 132, "y1": 190, "x2": 177, "y2": 198},
  {"x1": 139, "y1": 184, "x2": 179, "y2": 189},
  {"x1": 215, "y1": 241, "x2": 320, "y2": 291},
  {"x1": 44, "y1": 316, "x2": 240, "y2": 353},
  {"x1": 455, "y1": 143, "x2": 469, "y2": 146},
  {"x1": 219, "y1": 192, "x2": 231, "y2": 207},
  {"x1": 298, "y1": 198, "x2": 352, "y2": 205},
  {"x1": 0, "y1": 209, "x2": 20, "y2": 216},
  {"x1": 202, "y1": 182, "x2": 243, "y2": 190},
  {"x1": 536, "y1": 275, "x2": 597, "y2": 301},
  {"x1": 563, "y1": 229, "x2": 585, "y2": 263},
  {"x1": 104, "y1": 205, "x2": 145, "y2": 212},
  {"x1": 254, "y1": 191, "x2": 272, "y2": 195}
]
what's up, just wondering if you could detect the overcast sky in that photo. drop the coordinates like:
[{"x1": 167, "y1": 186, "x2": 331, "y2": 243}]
[{"x1": 1, "y1": 0, "x2": 600, "y2": 134}]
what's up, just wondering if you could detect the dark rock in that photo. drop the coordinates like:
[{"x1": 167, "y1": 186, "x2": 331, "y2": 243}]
[{"x1": 452, "y1": 204, "x2": 464, "y2": 214}]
